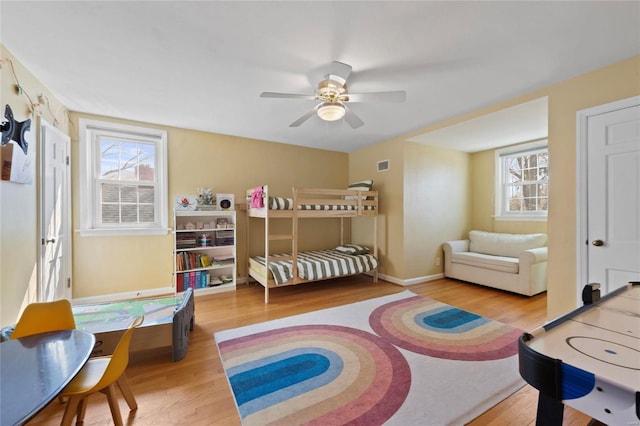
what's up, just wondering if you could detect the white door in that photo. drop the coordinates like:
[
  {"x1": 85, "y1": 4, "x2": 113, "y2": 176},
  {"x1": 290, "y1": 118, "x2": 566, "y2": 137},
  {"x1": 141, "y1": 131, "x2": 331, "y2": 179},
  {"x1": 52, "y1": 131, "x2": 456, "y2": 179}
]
[
  {"x1": 39, "y1": 118, "x2": 72, "y2": 301},
  {"x1": 578, "y1": 97, "x2": 640, "y2": 300}
]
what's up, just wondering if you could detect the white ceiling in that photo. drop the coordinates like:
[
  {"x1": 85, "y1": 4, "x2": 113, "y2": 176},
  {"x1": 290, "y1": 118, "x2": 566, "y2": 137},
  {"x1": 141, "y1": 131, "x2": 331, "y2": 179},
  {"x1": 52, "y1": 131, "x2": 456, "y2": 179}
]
[
  {"x1": 407, "y1": 96, "x2": 548, "y2": 152},
  {"x1": 1, "y1": 1, "x2": 638, "y2": 153}
]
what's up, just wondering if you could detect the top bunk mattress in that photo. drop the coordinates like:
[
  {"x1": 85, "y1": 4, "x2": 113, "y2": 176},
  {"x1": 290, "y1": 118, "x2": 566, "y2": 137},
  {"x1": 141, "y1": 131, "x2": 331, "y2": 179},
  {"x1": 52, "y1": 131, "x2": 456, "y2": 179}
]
[{"x1": 268, "y1": 196, "x2": 376, "y2": 211}]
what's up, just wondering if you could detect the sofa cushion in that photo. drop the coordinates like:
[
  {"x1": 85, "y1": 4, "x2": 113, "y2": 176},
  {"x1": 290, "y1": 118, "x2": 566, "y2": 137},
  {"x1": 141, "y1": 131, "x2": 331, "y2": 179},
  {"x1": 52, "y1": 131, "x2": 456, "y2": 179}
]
[
  {"x1": 451, "y1": 252, "x2": 519, "y2": 274},
  {"x1": 469, "y1": 230, "x2": 547, "y2": 258}
]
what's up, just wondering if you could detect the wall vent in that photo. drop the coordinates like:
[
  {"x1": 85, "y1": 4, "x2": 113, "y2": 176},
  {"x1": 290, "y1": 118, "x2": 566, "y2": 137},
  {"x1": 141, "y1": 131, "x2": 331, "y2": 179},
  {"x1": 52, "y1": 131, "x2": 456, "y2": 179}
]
[{"x1": 377, "y1": 159, "x2": 390, "y2": 172}]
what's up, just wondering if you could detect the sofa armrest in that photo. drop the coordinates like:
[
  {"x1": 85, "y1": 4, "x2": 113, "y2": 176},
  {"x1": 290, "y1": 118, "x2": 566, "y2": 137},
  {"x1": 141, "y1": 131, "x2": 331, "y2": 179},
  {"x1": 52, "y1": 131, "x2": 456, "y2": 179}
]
[
  {"x1": 442, "y1": 240, "x2": 469, "y2": 278},
  {"x1": 519, "y1": 246, "x2": 547, "y2": 264},
  {"x1": 519, "y1": 246, "x2": 548, "y2": 295},
  {"x1": 442, "y1": 239, "x2": 470, "y2": 255}
]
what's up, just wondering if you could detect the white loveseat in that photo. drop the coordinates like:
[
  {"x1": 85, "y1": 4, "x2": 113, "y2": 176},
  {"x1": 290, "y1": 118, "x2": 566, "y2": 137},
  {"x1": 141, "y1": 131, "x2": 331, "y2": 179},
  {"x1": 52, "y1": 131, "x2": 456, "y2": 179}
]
[{"x1": 442, "y1": 230, "x2": 547, "y2": 296}]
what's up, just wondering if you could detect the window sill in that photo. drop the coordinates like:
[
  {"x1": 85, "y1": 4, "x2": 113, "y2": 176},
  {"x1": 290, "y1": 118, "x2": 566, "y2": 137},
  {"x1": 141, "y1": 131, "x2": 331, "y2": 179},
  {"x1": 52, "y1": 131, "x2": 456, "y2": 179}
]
[
  {"x1": 494, "y1": 215, "x2": 547, "y2": 222},
  {"x1": 78, "y1": 227, "x2": 170, "y2": 237}
]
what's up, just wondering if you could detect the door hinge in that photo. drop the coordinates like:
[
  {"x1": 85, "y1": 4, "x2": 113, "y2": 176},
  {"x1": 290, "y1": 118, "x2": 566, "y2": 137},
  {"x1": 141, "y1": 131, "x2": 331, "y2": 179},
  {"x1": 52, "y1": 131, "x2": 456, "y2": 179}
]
[
  {"x1": 67, "y1": 277, "x2": 71, "y2": 288},
  {"x1": 66, "y1": 155, "x2": 70, "y2": 166}
]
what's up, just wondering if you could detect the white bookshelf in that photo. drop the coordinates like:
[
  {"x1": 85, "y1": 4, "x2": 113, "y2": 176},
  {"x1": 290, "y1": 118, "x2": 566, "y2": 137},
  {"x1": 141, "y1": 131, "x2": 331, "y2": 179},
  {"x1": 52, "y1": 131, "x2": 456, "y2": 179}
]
[{"x1": 173, "y1": 210, "x2": 236, "y2": 296}]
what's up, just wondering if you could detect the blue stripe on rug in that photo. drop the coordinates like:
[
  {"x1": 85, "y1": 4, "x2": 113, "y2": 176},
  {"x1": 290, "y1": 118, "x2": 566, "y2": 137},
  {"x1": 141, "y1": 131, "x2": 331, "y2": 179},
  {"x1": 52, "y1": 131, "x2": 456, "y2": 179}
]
[
  {"x1": 417, "y1": 306, "x2": 489, "y2": 333},
  {"x1": 227, "y1": 347, "x2": 343, "y2": 417}
]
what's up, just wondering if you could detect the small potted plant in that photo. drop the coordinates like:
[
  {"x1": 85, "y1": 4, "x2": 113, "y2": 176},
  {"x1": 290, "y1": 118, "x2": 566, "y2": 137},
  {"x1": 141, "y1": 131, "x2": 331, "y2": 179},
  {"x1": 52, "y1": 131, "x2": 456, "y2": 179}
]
[{"x1": 196, "y1": 188, "x2": 215, "y2": 210}]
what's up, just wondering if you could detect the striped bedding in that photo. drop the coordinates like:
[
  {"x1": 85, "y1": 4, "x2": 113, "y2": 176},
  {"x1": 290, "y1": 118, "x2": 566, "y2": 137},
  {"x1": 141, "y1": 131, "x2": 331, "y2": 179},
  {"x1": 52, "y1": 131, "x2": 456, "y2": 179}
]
[
  {"x1": 268, "y1": 196, "x2": 375, "y2": 211},
  {"x1": 252, "y1": 249, "x2": 378, "y2": 285}
]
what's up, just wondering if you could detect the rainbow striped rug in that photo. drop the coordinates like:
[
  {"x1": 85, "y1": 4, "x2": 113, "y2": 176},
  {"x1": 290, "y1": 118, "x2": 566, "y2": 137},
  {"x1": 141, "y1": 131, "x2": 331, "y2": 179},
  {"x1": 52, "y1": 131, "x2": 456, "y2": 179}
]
[{"x1": 214, "y1": 290, "x2": 524, "y2": 425}]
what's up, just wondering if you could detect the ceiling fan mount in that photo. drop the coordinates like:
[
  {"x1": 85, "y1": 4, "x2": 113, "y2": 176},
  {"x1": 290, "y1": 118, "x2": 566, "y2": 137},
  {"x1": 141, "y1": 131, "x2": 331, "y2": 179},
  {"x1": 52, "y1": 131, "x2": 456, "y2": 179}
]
[
  {"x1": 260, "y1": 61, "x2": 406, "y2": 129},
  {"x1": 315, "y1": 76, "x2": 348, "y2": 103}
]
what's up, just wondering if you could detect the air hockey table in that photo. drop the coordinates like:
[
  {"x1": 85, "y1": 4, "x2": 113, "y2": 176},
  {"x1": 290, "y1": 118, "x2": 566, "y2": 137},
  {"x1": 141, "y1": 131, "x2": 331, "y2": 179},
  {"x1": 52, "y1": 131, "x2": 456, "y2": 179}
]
[
  {"x1": 519, "y1": 281, "x2": 639, "y2": 425},
  {"x1": 72, "y1": 288, "x2": 194, "y2": 362}
]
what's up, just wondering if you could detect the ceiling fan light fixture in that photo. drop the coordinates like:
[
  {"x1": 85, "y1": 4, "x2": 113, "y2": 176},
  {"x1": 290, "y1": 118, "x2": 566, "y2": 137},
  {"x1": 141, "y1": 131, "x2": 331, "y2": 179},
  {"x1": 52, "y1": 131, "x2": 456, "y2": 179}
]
[{"x1": 317, "y1": 103, "x2": 345, "y2": 121}]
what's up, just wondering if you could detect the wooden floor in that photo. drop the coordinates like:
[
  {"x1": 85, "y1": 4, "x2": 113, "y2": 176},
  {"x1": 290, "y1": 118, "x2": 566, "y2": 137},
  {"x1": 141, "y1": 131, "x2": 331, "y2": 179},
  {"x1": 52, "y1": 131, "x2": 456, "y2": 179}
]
[{"x1": 28, "y1": 277, "x2": 592, "y2": 425}]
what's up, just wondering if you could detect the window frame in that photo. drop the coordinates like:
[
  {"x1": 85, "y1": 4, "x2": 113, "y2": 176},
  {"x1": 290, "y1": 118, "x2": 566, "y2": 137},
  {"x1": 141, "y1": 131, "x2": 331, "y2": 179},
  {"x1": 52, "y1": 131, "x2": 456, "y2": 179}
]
[
  {"x1": 79, "y1": 119, "x2": 168, "y2": 236},
  {"x1": 494, "y1": 139, "x2": 548, "y2": 222}
]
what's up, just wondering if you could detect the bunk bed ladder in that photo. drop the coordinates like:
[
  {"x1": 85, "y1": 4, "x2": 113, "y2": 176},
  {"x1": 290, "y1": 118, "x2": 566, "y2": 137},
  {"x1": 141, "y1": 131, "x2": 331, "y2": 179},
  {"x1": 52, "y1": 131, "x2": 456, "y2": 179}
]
[
  {"x1": 291, "y1": 186, "x2": 299, "y2": 283},
  {"x1": 262, "y1": 208, "x2": 297, "y2": 303}
]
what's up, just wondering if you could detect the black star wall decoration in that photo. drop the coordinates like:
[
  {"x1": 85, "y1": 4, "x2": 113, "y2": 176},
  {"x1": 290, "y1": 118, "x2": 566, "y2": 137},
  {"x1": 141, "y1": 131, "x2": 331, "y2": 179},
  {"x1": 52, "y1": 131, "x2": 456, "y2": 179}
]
[{"x1": 1, "y1": 104, "x2": 30, "y2": 155}]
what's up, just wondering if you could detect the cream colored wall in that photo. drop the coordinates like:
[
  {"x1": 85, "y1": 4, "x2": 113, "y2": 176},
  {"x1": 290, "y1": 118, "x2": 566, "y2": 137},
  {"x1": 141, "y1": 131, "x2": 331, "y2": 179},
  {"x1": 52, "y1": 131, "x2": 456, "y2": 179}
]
[
  {"x1": 70, "y1": 112, "x2": 349, "y2": 299},
  {"x1": 348, "y1": 138, "x2": 404, "y2": 278},
  {"x1": 0, "y1": 45, "x2": 70, "y2": 326},
  {"x1": 470, "y1": 148, "x2": 547, "y2": 235},
  {"x1": 544, "y1": 56, "x2": 639, "y2": 319},
  {"x1": 403, "y1": 142, "x2": 470, "y2": 279},
  {"x1": 349, "y1": 139, "x2": 469, "y2": 281}
]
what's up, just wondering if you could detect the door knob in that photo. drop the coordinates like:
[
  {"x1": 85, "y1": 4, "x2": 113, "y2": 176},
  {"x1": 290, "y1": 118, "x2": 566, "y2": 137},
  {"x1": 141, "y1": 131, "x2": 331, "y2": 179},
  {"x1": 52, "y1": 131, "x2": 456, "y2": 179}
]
[
  {"x1": 45, "y1": 238, "x2": 56, "y2": 244},
  {"x1": 592, "y1": 239, "x2": 604, "y2": 246}
]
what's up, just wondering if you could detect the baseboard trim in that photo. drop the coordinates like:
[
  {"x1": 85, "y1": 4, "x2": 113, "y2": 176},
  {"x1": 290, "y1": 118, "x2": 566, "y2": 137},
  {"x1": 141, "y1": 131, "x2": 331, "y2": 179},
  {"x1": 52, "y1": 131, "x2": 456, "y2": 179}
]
[
  {"x1": 366, "y1": 272, "x2": 444, "y2": 287},
  {"x1": 72, "y1": 286, "x2": 176, "y2": 305},
  {"x1": 71, "y1": 274, "x2": 440, "y2": 305},
  {"x1": 73, "y1": 277, "x2": 249, "y2": 305}
]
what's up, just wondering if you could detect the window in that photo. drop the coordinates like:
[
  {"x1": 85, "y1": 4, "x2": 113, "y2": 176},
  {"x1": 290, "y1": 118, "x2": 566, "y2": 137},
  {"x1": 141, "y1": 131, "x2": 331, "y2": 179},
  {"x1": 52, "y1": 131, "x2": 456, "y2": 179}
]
[
  {"x1": 79, "y1": 119, "x2": 168, "y2": 236},
  {"x1": 495, "y1": 140, "x2": 548, "y2": 221}
]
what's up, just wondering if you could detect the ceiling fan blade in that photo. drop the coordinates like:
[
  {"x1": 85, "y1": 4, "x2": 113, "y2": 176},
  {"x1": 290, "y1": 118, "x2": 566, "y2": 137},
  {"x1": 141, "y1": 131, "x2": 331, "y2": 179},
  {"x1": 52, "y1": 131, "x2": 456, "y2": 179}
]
[
  {"x1": 260, "y1": 92, "x2": 316, "y2": 100},
  {"x1": 343, "y1": 105, "x2": 364, "y2": 129},
  {"x1": 345, "y1": 91, "x2": 406, "y2": 103},
  {"x1": 329, "y1": 61, "x2": 352, "y2": 84},
  {"x1": 289, "y1": 104, "x2": 321, "y2": 127}
]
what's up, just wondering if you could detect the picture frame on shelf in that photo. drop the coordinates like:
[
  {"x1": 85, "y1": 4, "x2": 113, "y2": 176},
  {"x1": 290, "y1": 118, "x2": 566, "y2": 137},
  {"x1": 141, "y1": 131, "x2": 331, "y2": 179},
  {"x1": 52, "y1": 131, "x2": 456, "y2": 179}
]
[
  {"x1": 217, "y1": 194, "x2": 234, "y2": 211},
  {"x1": 175, "y1": 195, "x2": 197, "y2": 211}
]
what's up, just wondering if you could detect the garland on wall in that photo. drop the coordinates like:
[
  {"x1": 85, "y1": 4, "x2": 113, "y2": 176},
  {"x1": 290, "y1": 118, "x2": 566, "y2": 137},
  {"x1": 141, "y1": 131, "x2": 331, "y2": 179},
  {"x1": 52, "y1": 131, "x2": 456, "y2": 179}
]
[{"x1": 0, "y1": 57, "x2": 70, "y2": 128}]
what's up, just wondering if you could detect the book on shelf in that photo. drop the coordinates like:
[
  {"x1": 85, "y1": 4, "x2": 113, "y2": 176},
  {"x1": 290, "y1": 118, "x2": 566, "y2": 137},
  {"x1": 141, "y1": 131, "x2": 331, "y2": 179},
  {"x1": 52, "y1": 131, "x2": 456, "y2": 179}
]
[
  {"x1": 176, "y1": 232, "x2": 197, "y2": 248},
  {"x1": 176, "y1": 252, "x2": 215, "y2": 271},
  {"x1": 215, "y1": 230, "x2": 234, "y2": 246},
  {"x1": 199, "y1": 271, "x2": 210, "y2": 288},
  {"x1": 213, "y1": 255, "x2": 234, "y2": 265},
  {"x1": 183, "y1": 272, "x2": 190, "y2": 290},
  {"x1": 176, "y1": 273, "x2": 184, "y2": 292}
]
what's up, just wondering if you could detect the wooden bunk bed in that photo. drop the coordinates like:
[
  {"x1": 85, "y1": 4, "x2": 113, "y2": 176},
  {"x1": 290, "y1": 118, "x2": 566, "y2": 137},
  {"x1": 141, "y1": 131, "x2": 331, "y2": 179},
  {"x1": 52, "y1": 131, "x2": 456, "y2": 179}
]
[{"x1": 246, "y1": 185, "x2": 379, "y2": 303}]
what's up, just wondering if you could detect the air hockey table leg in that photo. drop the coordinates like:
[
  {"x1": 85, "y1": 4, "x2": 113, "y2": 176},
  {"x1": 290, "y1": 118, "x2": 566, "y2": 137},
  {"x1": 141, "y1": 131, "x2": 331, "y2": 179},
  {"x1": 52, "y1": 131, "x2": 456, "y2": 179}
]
[{"x1": 536, "y1": 392, "x2": 564, "y2": 426}]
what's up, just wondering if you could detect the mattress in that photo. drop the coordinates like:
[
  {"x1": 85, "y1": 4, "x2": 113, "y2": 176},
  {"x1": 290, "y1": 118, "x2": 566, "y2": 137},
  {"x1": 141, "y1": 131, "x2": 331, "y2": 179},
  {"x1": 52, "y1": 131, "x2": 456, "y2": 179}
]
[
  {"x1": 268, "y1": 196, "x2": 375, "y2": 211},
  {"x1": 252, "y1": 249, "x2": 378, "y2": 285}
]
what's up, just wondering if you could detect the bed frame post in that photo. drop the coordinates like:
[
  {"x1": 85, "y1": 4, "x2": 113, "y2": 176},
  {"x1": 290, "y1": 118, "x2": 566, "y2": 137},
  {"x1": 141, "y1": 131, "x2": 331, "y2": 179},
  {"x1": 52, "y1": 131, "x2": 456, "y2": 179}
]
[
  {"x1": 373, "y1": 214, "x2": 379, "y2": 282},
  {"x1": 291, "y1": 186, "x2": 299, "y2": 281},
  {"x1": 246, "y1": 190, "x2": 251, "y2": 287},
  {"x1": 264, "y1": 186, "x2": 271, "y2": 303}
]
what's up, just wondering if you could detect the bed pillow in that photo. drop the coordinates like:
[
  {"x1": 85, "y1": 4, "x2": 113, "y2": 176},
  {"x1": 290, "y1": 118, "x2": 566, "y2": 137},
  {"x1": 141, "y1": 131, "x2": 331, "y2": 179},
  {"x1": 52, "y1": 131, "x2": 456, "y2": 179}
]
[
  {"x1": 335, "y1": 244, "x2": 370, "y2": 255},
  {"x1": 346, "y1": 180, "x2": 373, "y2": 200}
]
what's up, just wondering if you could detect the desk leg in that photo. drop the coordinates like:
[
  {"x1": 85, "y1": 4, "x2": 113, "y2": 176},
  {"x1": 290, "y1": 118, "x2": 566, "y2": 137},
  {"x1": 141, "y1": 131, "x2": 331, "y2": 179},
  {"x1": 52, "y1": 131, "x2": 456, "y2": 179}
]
[{"x1": 536, "y1": 392, "x2": 564, "y2": 426}]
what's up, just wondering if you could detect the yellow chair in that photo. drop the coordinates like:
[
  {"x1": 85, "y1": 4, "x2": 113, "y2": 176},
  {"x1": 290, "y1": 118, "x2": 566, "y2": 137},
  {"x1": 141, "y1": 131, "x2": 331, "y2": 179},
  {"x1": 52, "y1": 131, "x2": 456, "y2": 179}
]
[
  {"x1": 60, "y1": 315, "x2": 144, "y2": 426},
  {"x1": 11, "y1": 299, "x2": 76, "y2": 339}
]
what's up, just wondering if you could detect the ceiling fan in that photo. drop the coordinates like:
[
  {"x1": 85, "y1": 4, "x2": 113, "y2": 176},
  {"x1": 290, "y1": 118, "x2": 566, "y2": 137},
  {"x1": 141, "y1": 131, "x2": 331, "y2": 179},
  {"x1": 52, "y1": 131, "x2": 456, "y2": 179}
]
[{"x1": 260, "y1": 61, "x2": 406, "y2": 129}]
